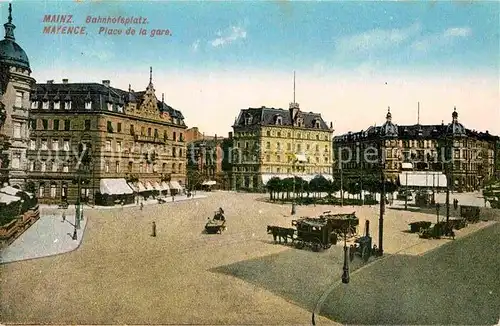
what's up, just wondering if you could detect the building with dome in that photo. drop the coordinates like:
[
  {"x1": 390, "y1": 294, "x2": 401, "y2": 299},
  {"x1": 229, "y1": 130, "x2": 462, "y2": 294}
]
[
  {"x1": 0, "y1": 3, "x2": 36, "y2": 187},
  {"x1": 333, "y1": 107, "x2": 499, "y2": 192}
]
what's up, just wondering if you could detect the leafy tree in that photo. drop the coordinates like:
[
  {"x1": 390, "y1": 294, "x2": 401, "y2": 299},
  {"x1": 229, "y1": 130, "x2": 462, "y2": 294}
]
[{"x1": 267, "y1": 177, "x2": 282, "y2": 201}]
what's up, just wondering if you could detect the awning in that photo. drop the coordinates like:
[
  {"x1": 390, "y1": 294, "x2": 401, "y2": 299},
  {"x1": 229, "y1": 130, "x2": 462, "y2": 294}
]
[
  {"x1": 402, "y1": 163, "x2": 413, "y2": 170},
  {"x1": 0, "y1": 186, "x2": 22, "y2": 196},
  {"x1": 152, "y1": 181, "x2": 162, "y2": 191},
  {"x1": 295, "y1": 154, "x2": 307, "y2": 163},
  {"x1": 100, "y1": 178, "x2": 134, "y2": 195},
  {"x1": 399, "y1": 172, "x2": 447, "y2": 188},
  {"x1": 144, "y1": 181, "x2": 154, "y2": 191},
  {"x1": 137, "y1": 182, "x2": 147, "y2": 192},
  {"x1": 0, "y1": 193, "x2": 21, "y2": 204},
  {"x1": 127, "y1": 182, "x2": 138, "y2": 192},
  {"x1": 160, "y1": 182, "x2": 170, "y2": 192},
  {"x1": 169, "y1": 181, "x2": 182, "y2": 190},
  {"x1": 202, "y1": 180, "x2": 217, "y2": 186}
]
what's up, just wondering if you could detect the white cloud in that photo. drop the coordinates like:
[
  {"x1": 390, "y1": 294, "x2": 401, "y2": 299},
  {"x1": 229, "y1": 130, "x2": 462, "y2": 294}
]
[
  {"x1": 411, "y1": 26, "x2": 472, "y2": 53},
  {"x1": 211, "y1": 25, "x2": 247, "y2": 48},
  {"x1": 191, "y1": 39, "x2": 200, "y2": 52},
  {"x1": 335, "y1": 23, "x2": 421, "y2": 56},
  {"x1": 444, "y1": 27, "x2": 472, "y2": 38}
]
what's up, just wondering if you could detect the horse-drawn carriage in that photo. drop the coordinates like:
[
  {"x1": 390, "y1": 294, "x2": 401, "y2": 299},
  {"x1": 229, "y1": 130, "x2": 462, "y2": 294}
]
[
  {"x1": 267, "y1": 212, "x2": 360, "y2": 252},
  {"x1": 460, "y1": 205, "x2": 481, "y2": 223},
  {"x1": 205, "y1": 210, "x2": 226, "y2": 234},
  {"x1": 418, "y1": 221, "x2": 455, "y2": 239}
]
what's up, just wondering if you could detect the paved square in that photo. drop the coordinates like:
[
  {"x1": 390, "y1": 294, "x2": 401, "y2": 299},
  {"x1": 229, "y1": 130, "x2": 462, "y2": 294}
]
[{"x1": 0, "y1": 191, "x2": 494, "y2": 324}]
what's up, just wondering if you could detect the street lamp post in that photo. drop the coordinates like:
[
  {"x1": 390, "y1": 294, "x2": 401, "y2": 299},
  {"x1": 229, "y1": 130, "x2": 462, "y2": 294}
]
[
  {"x1": 341, "y1": 229, "x2": 350, "y2": 284},
  {"x1": 378, "y1": 139, "x2": 386, "y2": 256}
]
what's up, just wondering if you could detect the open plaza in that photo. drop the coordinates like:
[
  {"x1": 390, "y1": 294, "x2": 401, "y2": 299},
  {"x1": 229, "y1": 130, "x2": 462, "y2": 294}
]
[{"x1": 1, "y1": 191, "x2": 498, "y2": 324}]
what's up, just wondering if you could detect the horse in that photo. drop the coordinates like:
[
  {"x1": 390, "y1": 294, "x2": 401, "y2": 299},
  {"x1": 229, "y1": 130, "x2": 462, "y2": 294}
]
[
  {"x1": 267, "y1": 225, "x2": 280, "y2": 243},
  {"x1": 278, "y1": 228, "x2": 296, "y2": 244}
]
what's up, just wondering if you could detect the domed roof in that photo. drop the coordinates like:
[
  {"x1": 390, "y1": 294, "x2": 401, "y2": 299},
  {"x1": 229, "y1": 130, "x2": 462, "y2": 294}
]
[
  {"x1": 0, "y1": 4, "x2": 30, "y2": 71},
  {"x1": 380, "y1": 107, "x2": 398, "y2": 137},
  {"x1": 446, "y1": 107, "x2": 466, "y2": 137}
]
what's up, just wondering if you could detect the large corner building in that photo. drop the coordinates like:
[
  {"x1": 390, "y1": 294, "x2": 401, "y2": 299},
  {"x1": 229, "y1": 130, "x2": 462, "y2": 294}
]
[{"x1": 231, "y1": 102, "x2": 334, "y2": 190}]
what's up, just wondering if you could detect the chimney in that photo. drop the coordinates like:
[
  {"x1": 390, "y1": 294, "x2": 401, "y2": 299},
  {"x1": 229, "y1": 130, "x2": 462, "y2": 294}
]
[
  {"x1": 228, "y1": 132, "x2": 233, "y2": 139},
  {"x1": 62, "y1": 79, "x2": 68, "y2": 84},
  {"x1": 47, "y1": 80, "x2": 54, "y2": 84},
  {"x1": 102, "y1": 80, "x2": 110, "y2": 87}
]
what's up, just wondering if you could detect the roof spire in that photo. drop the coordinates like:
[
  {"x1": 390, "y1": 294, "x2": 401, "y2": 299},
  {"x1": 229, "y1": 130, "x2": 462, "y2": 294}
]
[
  {"x1": 162, "y1": 93, "x2": 164, "y2": 103},
  {"x1": 293, "y1": 70, "x2": 296, "y2": 104},
  {"x1": 417, "y1": 102, "x2": 420, "y2": 125},
  {"x1": 149, "y1": 66, "x2": 153, "y2": 84},
  {"x1": 4, "y1": 3, "x2": 16, "y2": 40}
]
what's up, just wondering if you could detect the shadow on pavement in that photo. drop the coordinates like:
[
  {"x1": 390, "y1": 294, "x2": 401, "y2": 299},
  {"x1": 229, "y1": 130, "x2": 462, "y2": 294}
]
[
  {"x1": 211, "y1": 245, "x2": 370, "y2": 313},
  {"x1": 319, "y1": 223, "x2": 500, "y2": 325}
]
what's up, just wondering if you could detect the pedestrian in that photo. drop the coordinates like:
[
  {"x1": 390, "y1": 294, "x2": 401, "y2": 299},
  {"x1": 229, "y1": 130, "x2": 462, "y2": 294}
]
[
  {"x1": 61, "y1": 211, "x2": 66, "y2": 223},
  {"x1": 151, "y1": 221, "x2": 156, "y2": 237},
  {"x1": 72, "y1": 228, "x2": 77, "y2": 241},
  {"x1": 140, "y1": 202, "x2": 144, "y2": 210},
  {"x1": 172, "y1": 195, "x2": 175, "y2": 202}
]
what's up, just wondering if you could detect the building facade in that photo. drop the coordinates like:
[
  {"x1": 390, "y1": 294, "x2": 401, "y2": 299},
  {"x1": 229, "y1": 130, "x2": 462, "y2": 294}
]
[
  {"x1": 27, "y1": 70, "x2": 188, "y2": 204},
  {"x1": 0, "y1": 4, "x2": 36, "y2": 187},
  {"x1": 333, "y1": 108, "x2": 499, "y2": 192},
  {"x1": 232, "y1": 102, "x2": 334, "y2": 191},
  {"x1": 186, "y1": 132, "x2": 230, "y2": 189}
]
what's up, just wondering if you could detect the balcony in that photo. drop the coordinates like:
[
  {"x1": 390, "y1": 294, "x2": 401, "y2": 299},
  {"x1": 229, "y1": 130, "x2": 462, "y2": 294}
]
[{"x1": 134, "y1": 135, "x2": 165, "y2": 144}]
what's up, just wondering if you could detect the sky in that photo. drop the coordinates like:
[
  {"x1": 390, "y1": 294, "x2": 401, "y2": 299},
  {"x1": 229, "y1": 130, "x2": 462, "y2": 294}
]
[{"x1": 1, "y1": 0, "x2": 499, "y2": 136}]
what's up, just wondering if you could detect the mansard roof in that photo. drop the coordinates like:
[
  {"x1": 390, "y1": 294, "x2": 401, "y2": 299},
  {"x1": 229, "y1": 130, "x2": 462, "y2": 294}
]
[
  {"x1": 233, "y1": 106, "x2": 330, "y2": 130},
  {"x1": 31, "y1": 82, "x2": 186, "y2": 123}
]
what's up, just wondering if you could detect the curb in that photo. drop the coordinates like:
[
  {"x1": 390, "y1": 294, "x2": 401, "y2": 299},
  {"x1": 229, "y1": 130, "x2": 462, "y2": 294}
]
[
  {"x1": 0, "y1": 216, "x2": 89, "y2": 265},
  {"x1": 312, "y1": 221, "x2": 499, "y2": 324}
]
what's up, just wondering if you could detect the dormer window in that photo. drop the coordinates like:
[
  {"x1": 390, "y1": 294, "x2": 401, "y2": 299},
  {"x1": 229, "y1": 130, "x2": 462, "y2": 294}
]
[
  {"x1": 42, "y1": 101, "x2": 49, "y2": 110},
  {"x1": 31, "y1": 101, "x2": 38, "y2": 109},
  {"x1": 314, "y1": 120, "x2": 321, "y2": 128},
  {"x1": 274, "y1": 115, "x2": 283, "y2": 125},
  {"x1": 117, "y1": 105, "x2": 123, "y2": 113},
  {"x1": 245, "y1": 114, "x2": 253, "y2": 125},
  {"x1": 65, "y1": 101, "x2": 72, "y2": 110},
  {"x1": 85, "y1": 101, "x2": 92, "y2": 110},
  {"x1": 107, "y1": 103, "x2": 113, "y2": 111},
  {"x1": 53, "y1": 101, "x2": 60, "y2": 110},
  {"x1": 296, "y1": 118, "x2": 303, "y2": 127}
]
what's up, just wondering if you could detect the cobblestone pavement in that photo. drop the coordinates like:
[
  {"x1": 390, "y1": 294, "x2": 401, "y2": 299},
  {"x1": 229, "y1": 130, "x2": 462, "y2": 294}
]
[
  {"x1": 0, "y1": 192, "x2": 495, "y2": 324},
  {"x1": 0, "y1": 214, "x2": 87, "y2": 264}
]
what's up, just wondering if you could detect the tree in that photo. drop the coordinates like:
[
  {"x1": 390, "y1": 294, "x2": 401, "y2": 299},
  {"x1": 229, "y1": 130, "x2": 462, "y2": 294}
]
[
  {"x1": 267, "y1": 177, "x2": 282, "y2": 201},
  {"x1": 186, "y1": 169, "x2": 203, "y2": 191}
]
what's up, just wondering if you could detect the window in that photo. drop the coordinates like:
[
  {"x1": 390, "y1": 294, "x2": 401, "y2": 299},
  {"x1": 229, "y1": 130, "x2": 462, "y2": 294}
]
[
  {"x1": 141, "y1": 126, "x2": 145, "y2": 136},
  {"x1": 130, "y1": 125, "x2": 135, "y2": 135},
  {"x1": 53, "y1": 119, "x2": 59, "y2": 130},
  {"x1": 54, "y1": 101, "x2": 60, "y2": 110},
  {"x1": 117, "y1": 123, "x2": 122, "y2": 133},
  {"x1": 245, "y1": 142, "x2": 249, "y2": 149},
  {"x1": 128, "y1": 162, "x2": 133, "y2": 172},
  {"x1": 316, "y1": 145, "x2": 319, "y2": 151},
  {"x1": 179, "y1": 133, "x2": 183, "y2": 141},
  {"x1": 13, "y1": 122, "x2": 21, "y2": 139},
  {"x1": 171, "y1": 163, "x2": 176, "y2": 173},
  {"x1": 105, "y1": 161, "x2": 109, "y2": 173},
  {"x1": 277, "y1": 142, "x2": 281, "y2": 150},
  {"x1": 63, "y1": 164, "x2": 69, "y2": 172},
  {"x1": 107, "y1": 103, "x2": 113, "y2": 111},
  {"x1": 266, "y1": 142, "x2": 270, "y2": 149},
  {"x1": 50, "y1": 185, "x2": 57, "y2": 198},
  {"x1": 29, "y1": 139, "x2": 36, "y2": 150},
  {"x1": 179, "y1": 148, "x2": 183, "y2": 157},
  {"x1": 163, "y1": 130, "x2": 168, "y2": 141},
  {"x1": 178, "y1": 163, "x2": 182, "y2": 173},
  {"x1": 52, "y1": 162, "x2": 58, "y2": 172},
  {"x1": 11, "y1": 153, "x2": 21, "y2": 169},
  {"x1": 107, "y1": 121, "x2": 113, "y2": 133},
  {"x1": 276, "y1": 155, "x2": 281, "y2": 162},
  {"x1": 31, "y1": 101, "x2": 38, "y2": 109},
  {"x1": 41, "y1": 139, "x2": 48, "y2": 150},
  {"x1": 42, "y1": 119, "x2": 48, "y2": 130},
  {"x1": 266, "y1": 130, "x2": 271, "y2": 137},
  {"x1": 63, "y1": 139, "x2": 70, "y2": 151},
  {"x1": 106, "y1": 140, "x2": 112, "y2": 151},
  {"x1": 115, "y1": 161, "x2": 120, "y2": 173},
  {"x1": 172, "y1": 148, "x2": 176, "y2": 158},
  {"x1": 147, "y1": 128, "x2": 152, "y2": 137},
  {"x1": 15, "y1": 91, "x2": 23, "y2": 107},
  {"x1": 266, "y1": 155, "x2": 270, "y2": 162},
  {"x1": 85, "y1": 101, "x2": 92, "y2": 110},
  {"x1": 316, "y1": 135, "x2": 319, "y2": 140},
  {"x1": 52, "y1": 139, "x2": 59, "y2": 150},
  {"x1": 173, "y1": 132, "x2": 177, "y2": 141},
  {"x1": 64, "y1": 120, "x2": 70, "y2": 131},
  {"x1": 41, "y1": 161, "x2": 46, "y2": 172},
  {"x1": 29, "y1": 119, "x2": 36, "y2": 130},
  {"x1": 42, "y1": 101, "x2": 49, "y2": 110},
  {"x1": 116, "y1": 141, "x2": 122, "y2": 152},
  {"x1": 287, "y1": 143, "x2": 291, "y2": 150},
  {"x1": 162, "y1": 163, "x2": 166, "y2": 172},
  {"x1": 277, "y1": 131, "x2": 281, "y2": 137},
  {"x1": 65, "y1": 101, "x2": 72, "y2": 110},
  {"x1": 29, "y1": 160, "x2": 34, "y2": 171},
  {"x1": 39, "y1": 184, "x2": 45, "y2": 198}
]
